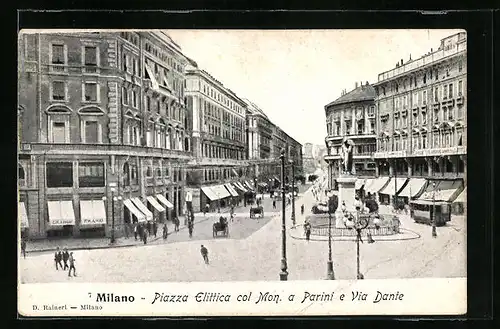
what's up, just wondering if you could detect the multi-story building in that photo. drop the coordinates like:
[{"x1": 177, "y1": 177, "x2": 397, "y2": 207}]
[
  {"x1": 18, "y1": 31, "x2": 193, "y2": 239},
  {"x1": 184, "y1": 66, "x2": 249, "y2": 212},
  {"x1": 372, "y1": 32, "x2": 466, "y2": 205},
  {"x1": 324, "y1": 82, "x2": 377, "y2": 190}
]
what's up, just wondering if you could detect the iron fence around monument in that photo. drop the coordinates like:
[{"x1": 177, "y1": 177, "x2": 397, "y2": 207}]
[{"x1": 310, "y1": 224, "x2": 396, "y2": 237}]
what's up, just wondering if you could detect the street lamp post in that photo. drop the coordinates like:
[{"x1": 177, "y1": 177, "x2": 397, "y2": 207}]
[
  {"x1": 279, "y1": 149, "x2": 288, "y2": 281},
  {"x1": 353, "y1": 206, "x2": 369, "y2": 279},
  {"x1": 326, "y1": 190, "x2": 335, "y2": 280},
  {"x1": 432, "y1": 182, "x2": 437, "y2": 238},
  {"x1": 289, "y1": 160, "x2": 296, "y2": 226},
  {"x1": 102, "y1": 187, "x2": 122, "y2": 244}
]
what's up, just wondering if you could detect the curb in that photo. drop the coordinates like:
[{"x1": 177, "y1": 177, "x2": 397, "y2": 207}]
[
  {"x1": 288, "y1": 228, "x2": 421, "y2": 242},
  {"x1": 26, "y1": 216, "x2": 212, "y2": 254}
]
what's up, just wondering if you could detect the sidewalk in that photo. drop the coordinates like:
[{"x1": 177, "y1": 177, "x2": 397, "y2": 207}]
[{"x1": 25, "y1": 214, "x2": 211, "y2": 254}]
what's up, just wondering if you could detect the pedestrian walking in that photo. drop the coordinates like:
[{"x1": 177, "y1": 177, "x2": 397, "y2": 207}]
[
  {"x1": 163, "y1": 222, "x2": 168, "y2": 240},
  {"x1": 301, "y1": 204, "x2": 305, "y2": 215},
  {"x1": 54, "y1": 247, "x2": 63, "y2": 270},
  {"x1": 21, "y1": 239, "x2": 26, "y2": 259},
  {"x1": 200, "y1": 245, "x2": 209, "y2": 264},
  {"x1": 204, "y1": 203, "x2": 209, "y2": 215},
  {"x1": 272, "y1": 200, "x2": 276, "y2": 209},
  {"x1": 304, "y1": 221, "x2": 311, "y2": 241},
  {"x1": 134, "y1": 224, "x2": 138, "y2": 241},
  {"x1": 68, "y1": 252, "x2": 76, "y2": 277},
  {"x1": 154, "y1": 221, "x2": 159, "y2": 237},
  {"x1": 143, "y1": 228, "x2": 148, "y2": 244},
  {"x1": 62, "y1": 248, "x2": 70, "y2": 270},
  {"x1": 174, "y1": 215, "x2": 180, "y2": 232}
]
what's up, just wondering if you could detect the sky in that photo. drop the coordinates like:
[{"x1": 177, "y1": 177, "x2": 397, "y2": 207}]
[{"x1": 167, "y1": 29, "x2": 464, "y2": 146}]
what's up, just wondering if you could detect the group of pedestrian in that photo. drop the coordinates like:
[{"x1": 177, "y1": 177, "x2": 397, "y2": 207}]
[{"x1": 54, "y1": 247, "x2": 76, "y2": 277}]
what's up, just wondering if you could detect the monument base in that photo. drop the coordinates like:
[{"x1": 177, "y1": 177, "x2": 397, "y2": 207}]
[{"x1": 335, "y1": 175, "x2": 357, "y2": 228}]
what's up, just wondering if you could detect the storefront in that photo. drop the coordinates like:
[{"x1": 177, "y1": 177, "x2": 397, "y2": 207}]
[
  {"x1": 378, "y1": 178, "x2": 408, "y2": 205},
  {"x1": 224, "y1": 183, "x2": 240, "y2": 206},
  {"x1": 131, "y1": 198, "x2": 154, "y2": 223},
  {"x1": 452, "y1": 187, "x2": 466, "y2": 215},
  {"x1": 123, "y1": 198, "x2": 147, "y2": 224},
  {"x1": 46, "y1": 200, "x2": 76, "y2": 238},
  {"x1": 397, "y1": 178, "x2": 427, "y2": 203},
  {"x1": 18, "y1": 201, "x2": 29, "y2": 239},
  {"x1": 419, "y1": 179, "x2": 463, "y2": 202},
  {"x1": 146, "y1": 196, "x2": 166, "y2": 222},
  {"x1": 156, "y1": 194, "x2": 175, "y2": 220},
  {"x1": 79, "y1": 199, "x2": 106, "y2": 238},
  {"x1": 364, "y1": 177, "x2": 390, "y2": 201}
]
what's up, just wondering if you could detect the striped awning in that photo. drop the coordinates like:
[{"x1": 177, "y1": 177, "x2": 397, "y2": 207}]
[
  {"x1": 131, "y1": 198, "x2": 153, "y2": 221},
  {"x1": 123, "y1": 199, "x2": 147, "y2": 222},
  {"x1": 211, "y1": 185, "x2": 231, "y2": 199},
  {"x1": 18, "y1": 202, "x2": 29, "y2": 228},
  {"x1": 379, "y1": 178, "x2": 408, "y2": 196},
  {"x1": 419, "y1": 180, "x2": 463, "y2": 202},
  {"x1": 355, "y1": 179, "x2": 366, "y2": 190},
  {"x1": 225, "y1": 184, "x2": 239, "y2": 197},
  {"x1": 398, "y1": 178, "x2": 427, "y2": 198},
  {"x1": 201, "y1": 186, "x2": 219, "y2": 201},
  {"x1": 365, "y1": 177, "x2": 390, "y2": 194},
  {"x1": 147, "y1": 196, "x2": 166, "y2": 212},
  {"x1": 453, "y1": 187, "x2": 466, "y2": 203},
  {"x1": 157, "y1": 195, "x2": 174, "y2": 209}
]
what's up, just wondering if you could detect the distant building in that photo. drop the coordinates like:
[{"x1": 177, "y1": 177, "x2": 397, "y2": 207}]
[{"x1": 324, "y1": 81, "x2": 377, "y2": 189}]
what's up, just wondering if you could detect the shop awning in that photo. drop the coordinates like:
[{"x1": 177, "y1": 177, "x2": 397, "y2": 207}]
[
  {"x1": 201, "y1": 186, "x2": 219, "y2": 201},
  {"x1": 145, "y1": 63, "x2": 160, "y2": 90},
  {"x1": 80, "y1": 200, "x2": 106, "y2": 226},
  {"x1": 379, "y1": 178, "x2": 408, "y2": 196},
  {"x1": 211, "y1": 184, "x2": 231, "y2": 199},
  {"x1": 363, "y1": 179, "x2": 375, "y2": 192},
  {"x1": 47, "y1": 201, "x2": 76, "y2": 226},
  {"x1": 244, "y1": 180, "x2": 254, "y2": 190},
  {"x1": 273, "y1": 176, "x2": 281, "y2": 182},
  {"x1": 225, "y1": 184, "x2": 239, "y2": 197},
  {"x1": 123, "y1": 199, "x2": 147, "y2": 222},
  {"x1": 397, "y1": 178, "x2": 427, "y2": 198},
  {"x1": 418, "y1": 179, "x2": 463, "y2": 202},
  {"x1": 232, "y1": 169, "x2": 239, "y2": 177},
  {"x1": 453, "y1": 187, "x2": 466, "y2": 203},
  {"x1": 233, "y1": 182, "x2": 247, "y2": 193},
  {"x1": 355, "y1": 179, "x2": 366, "y2": 190},
  {"x1": 18, "y1": 202, "x2": 29, "y2": 228},
  {"x1": 131, "y1": 198, "x2": 153, "y2": 221},
  {"x1": 147, "y1": 196, "x2": 166, "y2": 212},
  {"x1": 156, "y1": 194, "x2": 174, "y2": 209},
  {"x1": 365, "y1": 177, "x2": 390, "y2": 194}
]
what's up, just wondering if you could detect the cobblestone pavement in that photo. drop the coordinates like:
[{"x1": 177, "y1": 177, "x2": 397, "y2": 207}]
[{"x1": 19, "y1": 183, "x2": 466, "y2": 283}]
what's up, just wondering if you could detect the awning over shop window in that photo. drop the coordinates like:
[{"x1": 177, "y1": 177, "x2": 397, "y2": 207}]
[
  {"x1": 147, "y1": 196, "x2": 166, "y2": 212},
  {"x1": 379, "y1": 178, "x2": 408, "y2": 196},
  {"x1": 18, "y1": 202, "x2": 29, "y2": 229},
  {"x1": 131, "y1": 198, "x2": 153, "y2": 221},
  {"x1": 47, "y1": 201, "x2": 76, "y2": 226},
  {"x1": 363, "y1": 179, "x2": 375, "y2": 191},
  {"x1": 80, "y1": 200, "x2": 106, "y2": 226},
  {"x1": 355, "y1": 179, "x2": 366, "y2": 190},
  {"x1": 232, "y1": 182, "x2": 247, "y2": 193},
  {"x1": 453, "y1": 187, "x2": 466, "y2": 203},
  {"x1": 244, "y1": 180, "x2": 254, "y2": 190},
  {"x1": 232, "y1": 169, "x2": 239, "y2": 177},
  {"x1": 144, "y1": 64, "x2": 160, "y2": 90},
  {"x1": 123, "y1": 199, "x2": 147, "y2": 223},
  {"x1": 201, "y1": 186, "x2": 219, "y2": 201},
  {"x1": 397, "y1": 178, "x2": 427, "y2": 198},
  {"x1": 419, "y1": 179, "x2": 463, "y2": 202},
  {"x1": 211, "y1": 185, "x2": 231, "y2": 199},
  {"x1": 365, "y1": 177, "x2": 390, "y2": 194},
  {"x1": 224, "y1": 184, "x2": 239, "y2": 197},
  {"x1": 157, "y1": 195, "x2": 174, "y2": 209}
]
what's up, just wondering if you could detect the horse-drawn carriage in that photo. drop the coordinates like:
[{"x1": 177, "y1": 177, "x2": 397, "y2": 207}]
[
  {"x1": 213, "y1": 216, "x2": 229, "y2": 237},
  {"x1": 249, "y1": 205, "x2": 264, "y2": 218}
]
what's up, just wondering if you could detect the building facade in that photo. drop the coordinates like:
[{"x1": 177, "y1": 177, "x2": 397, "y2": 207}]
[
  {"x1": 324, "y1": 82, "x2": 377, "y2": 189},
  {"x1": 18, "y1": 31, "x2": 193, "y2": 239},
  {"x1": 184, "y1": 66, "x2": 249, "y2": 212},
  {"x1": 372, "y1": 32, "x2": 466, "y2": 204}
]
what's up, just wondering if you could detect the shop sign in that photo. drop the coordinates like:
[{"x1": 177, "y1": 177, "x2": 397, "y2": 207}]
[
  {"x1": 50, "y1": 218, "x2": 75, "y2": 226},
  {"x1": 81, "y1": 218, "x2": 106, "y2": 225}
]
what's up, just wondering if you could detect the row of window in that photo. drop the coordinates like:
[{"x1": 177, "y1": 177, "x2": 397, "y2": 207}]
[
  {"x1": 200, "y1": 83, "x2": 244, "y2": 115},
  {"x1": 50, "y1": 80, "x2": 100, "y2": 103},
  {"x1": 328, "y1": 106, "x2": 375, "y2": 122},
  {"x1": 45, "y1": 162, "x2": 105, "y2": 188},
  {"x1": 327, "y1": 120, "x2": 376, "y2": 136},
  {"x1": 203, "y1": 99, "x2": 245, "y2": 130},
  {"x1": 329, "y1": 144, "x2": 376, "y2": 156},
  {"x1": 122, "y1": 161, "x2": 183, "y2": 186},
  {"x1": 379, "y1": 60, "x2": 464, "y2": 96},
  {"x1": 201, "y1": 142, "x2": 245, "y2": 160},
  {"x1": 380, "y1": 106, "x2": 465, "y2": 131},
  {"x1": 377, "y1": 128, "x2": 465, "y2": 151},
  {"x1": 50, "y1": 43, "x2": 100, "y2": 73},
  {"x1": 48, "y1": 116, "x2": 102, "y2": 144}
]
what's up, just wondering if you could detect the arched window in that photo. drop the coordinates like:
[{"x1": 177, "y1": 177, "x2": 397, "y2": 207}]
[
  {"x1": 123, "y1": 162, "x2": 130, "y2": 186},
  {"x1": 18, "y1": 163, "x2": 25, "y2": 180},
  {"x1": 146, "y1": 166, "x2": 152, "y2": 177},
  {"x1": 184, "y1": 137, "x2": 190, "y2": 151}
]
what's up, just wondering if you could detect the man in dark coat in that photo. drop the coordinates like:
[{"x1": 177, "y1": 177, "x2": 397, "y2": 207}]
[
  {"x1": 200, "y1": 245, "x2": 209, "y2": 264},
  {"x1": 54, "y1": 247, "x2": 63, "y2": 270},
  {"x1": 62, "y1": 248, "x2": 70, "y2": 270}
]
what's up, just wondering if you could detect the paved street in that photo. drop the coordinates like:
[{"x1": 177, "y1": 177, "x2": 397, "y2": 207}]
[{"x1": 19, "y1": 182, "x2": 466, "y2": 283}]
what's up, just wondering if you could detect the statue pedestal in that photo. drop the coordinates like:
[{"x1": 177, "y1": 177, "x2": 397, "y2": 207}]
[{"x1": 335, "y1": 175, "x2": 357, "y2": 228}]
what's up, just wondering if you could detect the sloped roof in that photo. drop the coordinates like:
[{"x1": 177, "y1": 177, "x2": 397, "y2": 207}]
[
  {"x1": 243, "y1": 99, "x2": 268, "y2": 118},
  {"x1": 325, "y1": 84, "x2": 376, "y2": 108}
]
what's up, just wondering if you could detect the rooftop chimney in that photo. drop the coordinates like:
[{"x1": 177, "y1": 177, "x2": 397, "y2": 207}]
[
  {"x1": 355, "y1": 82, "x2": 358, "y2": 89},
  {"x1": 401, "y1": 59, "x2": 403, "y2": 65},
  {"x1": 409, "y1": 53, "x2": 412, "y2": 61},
  {"x1": 366, "y1": 81, "x2": 369, "y2": 85}
]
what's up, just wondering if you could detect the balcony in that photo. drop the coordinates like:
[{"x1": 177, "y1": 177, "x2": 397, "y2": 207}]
[
  {"x1": 456, "y1": 95, "x2": 465, "y2": 106},
  {"x1": 18, "y1": 143, "x2": 192, "y2": 159}
]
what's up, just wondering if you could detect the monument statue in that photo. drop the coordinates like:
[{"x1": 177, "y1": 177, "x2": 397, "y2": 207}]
[{"x1": 340, "y1": 138, "x2": 354, "y2": 175}]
